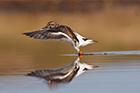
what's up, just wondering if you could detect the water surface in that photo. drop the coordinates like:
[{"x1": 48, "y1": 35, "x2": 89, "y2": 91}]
[
  {"x1": 0, "y1": 12, "x2": 140, "y2": 93},
  {"x1": 0, "y1": 54, "x2": 140, "y2": 93}
]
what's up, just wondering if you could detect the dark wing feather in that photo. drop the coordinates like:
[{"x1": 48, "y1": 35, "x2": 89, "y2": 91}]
[
  {"x1": 57, "y1": 25, "x2": 79, "y2": 43},
  {"x1": 23, "y1": 25, "x2": 79, "y2": 43},
  {"x1": 23, "y1": 30, "x2": 66, "y2": 40},
  {"x1": 26, "y1": 62, "x2": 75, "y2": 78}
]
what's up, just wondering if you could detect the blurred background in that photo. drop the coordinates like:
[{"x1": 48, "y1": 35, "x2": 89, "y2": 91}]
[{"x1": 0, "y1": 0, "x2": 140, "y2": 74}]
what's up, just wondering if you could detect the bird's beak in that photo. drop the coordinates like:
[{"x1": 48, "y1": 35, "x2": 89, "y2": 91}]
[
  {"x1": 92, "y1": 40, "x2": 98, "y2": 43},
  {"x1": 88, "y1": 64, "x2": 99, "y2": 69},
  {"x1": 92, "y1": 65, "x2": 99, "y2": 68},
  {"x1": 88, "y1": 40, "x2": 95, "y2": 44},
  {"x1": 89, "y1": 40, "x2": 98, "y2": 44}
]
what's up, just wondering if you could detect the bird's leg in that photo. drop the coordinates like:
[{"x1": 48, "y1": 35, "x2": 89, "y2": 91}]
[
  {"x1": 78, "y1": 49, "x2": 84, "y2": 58},
  {"x1": 79, "y1": 50, "x2": 83, "y2": 55},
  {"x1": 75, "y1": 47, "x2": 83, "y2": 57}
]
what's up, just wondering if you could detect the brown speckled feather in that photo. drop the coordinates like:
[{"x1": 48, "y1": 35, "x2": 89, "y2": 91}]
[
  {"x1": 23, "y1": 30, "x2": 65, "y2": 39},
  {"x1": 23, "y1": 25, "x2": 79, "y2": 43}
]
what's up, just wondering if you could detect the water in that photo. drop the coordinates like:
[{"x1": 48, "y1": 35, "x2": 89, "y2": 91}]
[
  {"x1": 0, "y1": 54, "x2": 140, "y2": 93},
  {"x1": 0, "y1": 12, "x2": 140, "y2": 93}
]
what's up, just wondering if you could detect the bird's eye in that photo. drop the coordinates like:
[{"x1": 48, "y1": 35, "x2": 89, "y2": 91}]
[
  {"x1": 83, "y1": 68, "x2": 88, "y2": 71},
  {"x1": 83, "y1": 38, "x2": 88, "y2": 41}
]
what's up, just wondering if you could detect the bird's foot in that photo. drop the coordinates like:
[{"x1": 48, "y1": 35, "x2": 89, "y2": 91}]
[
  {"x1": 78, "y1": 51, "x2": 84, "y2": 59},
  {"x1": 78, "y1": 51, "x2": 83, "y2": 56}
]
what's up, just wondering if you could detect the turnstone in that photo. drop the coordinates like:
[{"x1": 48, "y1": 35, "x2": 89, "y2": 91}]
[{"x1": 23, "y1": 21, "x2": 97, "y2": 55}]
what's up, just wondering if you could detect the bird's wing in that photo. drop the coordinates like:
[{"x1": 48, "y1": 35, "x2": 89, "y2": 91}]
[
  {"x1": 58, "y1": 25, "x2": 79, "y2": 43},
  {"x1": 23, "y1": 30, "x2": 67, "y2": 40},
  {"x1": 23, "y1": 25, "x2": 79, "y2": 44}
]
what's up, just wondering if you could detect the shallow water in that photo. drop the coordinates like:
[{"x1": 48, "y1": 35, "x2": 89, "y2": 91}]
[
  {"x1": 0, "y1": 56, "x2": 140, "y2": 93},
  {"x1": 0, "y1": 11, "x2": 140, "y2": 74},
  {"x1": 0, "y1": 12, "x2": 140, "y2": 92}
]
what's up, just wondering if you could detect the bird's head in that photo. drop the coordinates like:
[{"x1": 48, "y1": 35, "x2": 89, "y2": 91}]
[
  {"x1": 74, "y1": 32, "x2": 97, "y2": 47},
  {"x1": 74, "y1": 61, "x2": 95, "y2": 77},
  {"x1": 80, "y1": 37, "x2": 98, "y2": 47},
  {"x1": 81, "y1": 38, "x2": 95, "y2": 46}
]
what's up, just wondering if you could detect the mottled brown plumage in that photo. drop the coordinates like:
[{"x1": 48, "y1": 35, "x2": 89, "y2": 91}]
[
  {"x1": 23, "y1": 21, "x2": 96, "y2": 52},
  {"x1": 23, "y1": 21, "x2": 79, "y2": 43}
]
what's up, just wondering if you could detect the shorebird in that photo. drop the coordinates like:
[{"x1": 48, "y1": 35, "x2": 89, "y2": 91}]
[
  {"x1": 27, "y1": 58, "x2": 98, "y2": 88},
  {"x1": 23, "y1": 21, "x2": 97, "y2": 55}
]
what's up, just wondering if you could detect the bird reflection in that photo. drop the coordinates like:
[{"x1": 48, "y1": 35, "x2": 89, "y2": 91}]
[{"x1": 26, "y1": 57, "x2": 98, "y2": 89}]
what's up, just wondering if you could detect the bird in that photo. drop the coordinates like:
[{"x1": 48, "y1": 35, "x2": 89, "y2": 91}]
[
  {"x1": 26, "y1": 57, "x2": 97, "y2": 88},
  {"x1": 23, "y1": 21, "x2": 97, "y2": 55}
]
